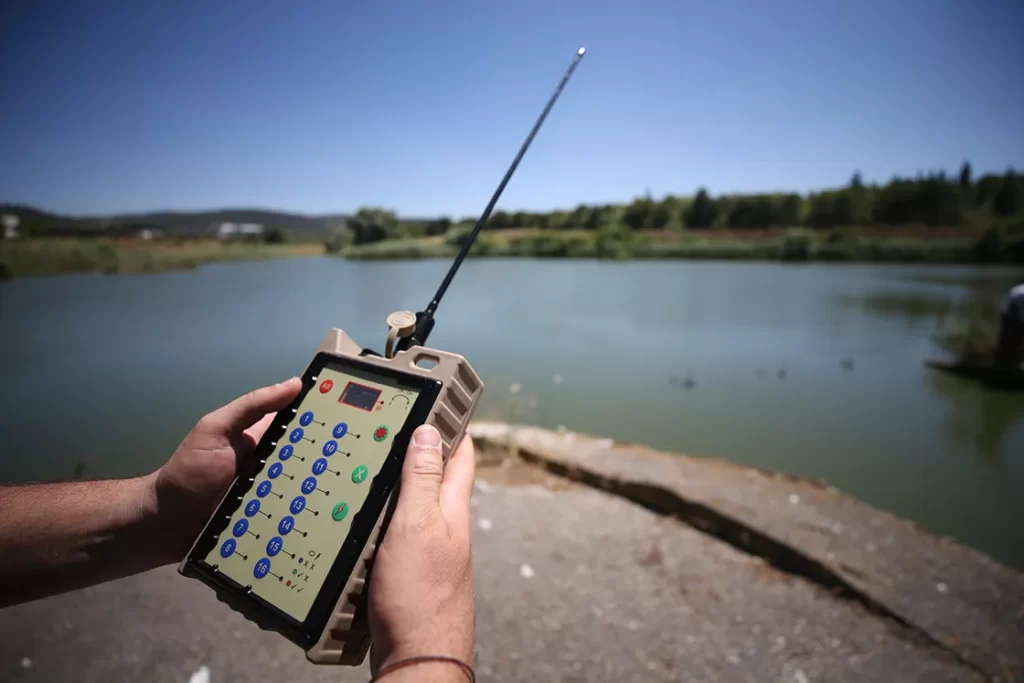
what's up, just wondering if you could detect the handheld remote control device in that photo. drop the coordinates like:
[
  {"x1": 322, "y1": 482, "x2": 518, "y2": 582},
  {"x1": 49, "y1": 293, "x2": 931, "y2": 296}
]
[{"x1": 179, "y1": 47, "x2": 586, "y2": 666}]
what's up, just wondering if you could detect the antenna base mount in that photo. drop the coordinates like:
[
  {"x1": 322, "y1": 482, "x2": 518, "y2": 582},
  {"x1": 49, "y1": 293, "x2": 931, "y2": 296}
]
[{"x1": 385, "y1": 310, "x2": 417, "y2": 358}]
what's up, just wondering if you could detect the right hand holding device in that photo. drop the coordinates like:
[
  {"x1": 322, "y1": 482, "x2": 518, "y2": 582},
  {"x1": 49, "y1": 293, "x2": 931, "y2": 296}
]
[{"x1": 368, "y1": 425, "x2": 476, "y2": 680}]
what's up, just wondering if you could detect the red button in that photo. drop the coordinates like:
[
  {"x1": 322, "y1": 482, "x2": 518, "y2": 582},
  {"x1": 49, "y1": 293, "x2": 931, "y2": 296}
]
[{"x1": 319, "y1": 379, "x2": 334, "y2": 394}]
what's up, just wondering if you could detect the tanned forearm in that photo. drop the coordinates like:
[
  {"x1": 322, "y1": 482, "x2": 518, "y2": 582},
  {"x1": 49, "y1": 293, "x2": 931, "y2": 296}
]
[{"x1": 0, "y1": 474, "x2": 173, "y2": 607}]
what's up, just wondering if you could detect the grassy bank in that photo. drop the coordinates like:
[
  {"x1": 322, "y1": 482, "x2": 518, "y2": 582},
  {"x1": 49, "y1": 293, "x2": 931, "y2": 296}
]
[
  {"x1": 341, "y1": 226, "x2": 1024, "y2": 264},
  {"x1": 0, "y1": 239, "x2": 324, "y2": 279}
]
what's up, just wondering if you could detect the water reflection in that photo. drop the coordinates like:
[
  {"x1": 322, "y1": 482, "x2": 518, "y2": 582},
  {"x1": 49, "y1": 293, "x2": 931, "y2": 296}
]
[
  {"x1": 883, "y1": 269, "x2": 1023, "y2": 291},
  {"x1": 927, "y1": 371, "x2": 1024, "y2": 465},
  {"x1": 4, "y1": 259, "x2": 1024, "y2": 567},
  {"x1": 839, "y1": 269, "x2": 1021, "y2": 358},
  {"x1": 837, "y1": 290, "x2": 954, "y2": 319}
]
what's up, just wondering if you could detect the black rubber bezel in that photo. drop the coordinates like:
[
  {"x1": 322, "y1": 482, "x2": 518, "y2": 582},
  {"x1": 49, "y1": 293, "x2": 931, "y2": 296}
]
[{"x1": 182, "y1": 352, "x2": 441, "y2": 649}]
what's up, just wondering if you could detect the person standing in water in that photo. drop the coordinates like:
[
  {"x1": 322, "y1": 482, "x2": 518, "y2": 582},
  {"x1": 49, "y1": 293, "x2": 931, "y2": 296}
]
[{"x1": 996, "y1": 283, "x2": 1024, "y2": 368}]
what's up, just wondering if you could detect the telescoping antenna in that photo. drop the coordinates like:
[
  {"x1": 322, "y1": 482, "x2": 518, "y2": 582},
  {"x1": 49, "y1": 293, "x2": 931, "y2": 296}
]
[{"x1": 394, "y1": 47, "x2": 587, "y2": 353}]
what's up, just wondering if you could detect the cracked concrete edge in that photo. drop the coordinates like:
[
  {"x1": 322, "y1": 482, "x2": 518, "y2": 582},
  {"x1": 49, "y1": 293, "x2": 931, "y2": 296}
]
[{"x1": 467, "y1": 421, "x2": 1011, "y2": 682}]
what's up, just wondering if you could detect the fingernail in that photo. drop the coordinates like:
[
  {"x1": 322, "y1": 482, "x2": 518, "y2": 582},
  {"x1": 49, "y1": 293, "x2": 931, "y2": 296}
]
[
  {"x1": 413, "y1": 425, "x2": 441, "y2": 447},
  {"x1": 279, "y1": 377, "x2": 299, "y2": 386}
]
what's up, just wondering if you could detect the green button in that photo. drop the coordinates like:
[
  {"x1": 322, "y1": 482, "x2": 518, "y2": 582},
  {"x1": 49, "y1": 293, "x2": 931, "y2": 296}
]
[
  {"x1": 351, "y1": 465, "x2": 369, "y2": 484},
  {"x1": 332, "y1": 501, "x2": 350, "y2": 521}
]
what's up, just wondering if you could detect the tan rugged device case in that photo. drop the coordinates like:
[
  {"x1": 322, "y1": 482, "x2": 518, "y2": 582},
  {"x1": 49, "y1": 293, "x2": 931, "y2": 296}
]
[{"x1": 177, "y1": 324, "x2": 483, "y2": 666}]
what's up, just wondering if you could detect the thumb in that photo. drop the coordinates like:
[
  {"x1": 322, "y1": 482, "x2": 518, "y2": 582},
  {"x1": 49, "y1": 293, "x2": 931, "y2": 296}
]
[
  {"x1": 395, "y1": 425, "x2": 444, "y2": 517},
  {"x1": 203, "y1": 377, "x2": 302, "y2": 433}
]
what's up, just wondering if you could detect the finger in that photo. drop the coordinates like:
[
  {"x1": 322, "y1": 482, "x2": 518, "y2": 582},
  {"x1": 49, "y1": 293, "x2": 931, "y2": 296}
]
[
  {"x1": 440, "y1": 434, "x2": 476, "y2": 525},
  {"x1": 394, "y1": 425, "x2": 444, "y2": 521},
  {"x1": 203, "y1": 377, "x2": 302, "y2": 434},
  {"x1": 243, "y1": 412, "x2": 276, "y2": 451}
]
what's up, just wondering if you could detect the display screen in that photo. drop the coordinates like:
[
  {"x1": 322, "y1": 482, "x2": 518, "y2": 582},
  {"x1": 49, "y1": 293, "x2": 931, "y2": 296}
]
[
  {"x1": 339, "y1": 382, "x2": 382, "y2": 411},
  {"x1": 202, "y1": 362, "x2": 420, "y2": 622}
]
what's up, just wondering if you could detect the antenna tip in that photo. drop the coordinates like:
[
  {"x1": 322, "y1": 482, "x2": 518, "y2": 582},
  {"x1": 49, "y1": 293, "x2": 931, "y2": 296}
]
[{"x1": 577, "y1": 47, "x2": 586, "y2": 56}]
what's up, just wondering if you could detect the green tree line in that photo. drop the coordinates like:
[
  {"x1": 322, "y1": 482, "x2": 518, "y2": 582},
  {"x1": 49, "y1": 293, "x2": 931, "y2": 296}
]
[{"x1": 328, "y1": 163, "x2": 1022, "y2": 249}]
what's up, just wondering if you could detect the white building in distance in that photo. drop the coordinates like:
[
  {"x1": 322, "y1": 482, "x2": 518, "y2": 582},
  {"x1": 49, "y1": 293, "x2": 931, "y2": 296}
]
[
  {"x1": 216, "y1": 222, "x2": 264, "y2": 239},
  {"x1": 2, "y1": 214, "x2": 20, "y2": 239}
]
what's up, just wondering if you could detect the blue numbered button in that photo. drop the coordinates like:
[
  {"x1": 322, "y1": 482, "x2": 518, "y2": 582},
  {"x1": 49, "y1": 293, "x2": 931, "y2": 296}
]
[
  {"x1": 300, "y1": 411, "x2": 314, "y2": 427},
  {"x1": 267, "y1": 462, "x2": 283, "y2": 479},
  {"x1": 266, "y1": 536, "x2": 283, "y2": 557},
  {"x1": 220, "y1": 538, "x2": 237, "y2": 558},
  {"x1": 256, "y1": 481, "x2": 272, "y2": 498},
  {"x1": 301, "y1": 477, "x2": 317, "y2": 495},
  {"x1": 253, "y1": 558, "x2": 271, "y2": 579},
  {"x1": 289, "y1": 496, "x2": 306, "y2": 515},
  {"x1": 332, "y1": 422, "x2": 348, "y2": 439},
  {"x1": 278, "y1": 445, "x2": 294, "y2": 461},
  {"x1": 322, "y1": 440, "x2": 338, "y2": 456},
  {"x1": 312, "y1": 458, "x2": 328, "y2": 475},
  {"x1": 289, "y1": 428, "x2": 304, "y2": 443},
  {"x1": 244, "y1": 499, "x2": 261, "y2": 517},
  {"x1": 232, "y1": 519, "x2": 249, "y2": 538},
  {"x1": 278, "y1": 515, "x2": 295, "y2": 536}
]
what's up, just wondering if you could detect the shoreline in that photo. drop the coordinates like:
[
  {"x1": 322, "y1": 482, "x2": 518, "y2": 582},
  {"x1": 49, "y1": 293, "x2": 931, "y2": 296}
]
[
  {"x1": 3, "y1": 227, "x2": 1022, "y2": 281},
  {"x1": 340, "y1": 227, "x2": 1024, "y2": 264},
  {"x1": 468, "y1": 420, "x2": 1023, "y2": 681},
  {"x1": 0, "y1": 238, "x2": 324, "y2": 280}
]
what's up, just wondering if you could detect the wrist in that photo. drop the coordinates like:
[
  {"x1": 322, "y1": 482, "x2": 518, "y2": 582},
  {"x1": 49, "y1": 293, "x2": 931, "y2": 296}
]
[
  {"x1": 135, "y1": 471, "x2": 188, "y2": 566},
  {"x1": 135, "y1": 472, "x2": 161, "y2": 522}
]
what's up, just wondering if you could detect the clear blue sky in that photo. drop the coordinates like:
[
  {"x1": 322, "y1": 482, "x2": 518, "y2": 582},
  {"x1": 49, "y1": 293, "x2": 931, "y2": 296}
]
[{"x1": 2, "y1": 0, "x2": 1022, "y2": 218}]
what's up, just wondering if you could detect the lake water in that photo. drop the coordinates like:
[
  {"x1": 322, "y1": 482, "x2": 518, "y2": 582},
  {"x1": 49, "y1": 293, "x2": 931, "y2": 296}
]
[{"x1": 1, "y1": 258, "x2": 1023, "y2": 569}]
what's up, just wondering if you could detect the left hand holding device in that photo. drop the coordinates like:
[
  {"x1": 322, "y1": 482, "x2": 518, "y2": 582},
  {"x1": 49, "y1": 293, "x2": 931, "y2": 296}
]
[{"x1": 153, "y1": 377, "x2": 303, "y2": 561}]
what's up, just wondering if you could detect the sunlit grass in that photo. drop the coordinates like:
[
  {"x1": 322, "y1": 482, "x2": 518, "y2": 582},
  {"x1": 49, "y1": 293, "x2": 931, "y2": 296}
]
[
  {"x1": 340, "y1": 229, "x2": 1019, "y2": 263},
  {"x1": 0, "y1": 239, "x2": 323, "y2": 279}
]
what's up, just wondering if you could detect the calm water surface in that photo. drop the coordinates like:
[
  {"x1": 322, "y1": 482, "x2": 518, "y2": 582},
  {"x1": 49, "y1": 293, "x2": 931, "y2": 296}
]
[{"x1": 1, "y1": 258, "x2": 1022, "y2": 568}]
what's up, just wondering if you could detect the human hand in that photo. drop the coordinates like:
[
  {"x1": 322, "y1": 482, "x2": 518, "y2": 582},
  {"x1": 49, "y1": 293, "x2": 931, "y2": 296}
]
[
  {"x1": 151, "y1": 377, "x2": 303, "y2": 562},
  {"x1": 369, "y1": 425, "x2": 476, "y2": 678}
]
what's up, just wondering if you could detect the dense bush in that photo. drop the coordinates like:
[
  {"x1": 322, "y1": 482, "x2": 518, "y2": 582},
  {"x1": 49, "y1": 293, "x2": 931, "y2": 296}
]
[
  {"x1": 332, "y1": 160, "x2": 1024, "y2": 265},
  {"x1": 529, "y1": 164, "x2": 1024, "y2": 233},
  {"x1": 780, "y1": 229, "x2": 813, "y2": 262},
  {"x1": 974, "y1": 226, "x2": 1007, "y2": 263},
  {"x1": 594, "y1": 224, "x2": 635, "y2": 259},
  {"x1": 324, "y1": 227, "x2": 350, "y2": 253},
  {"x1": 264, "y1": 227, "x2": 287, "y2": 244},
  {"x1": 346, "y1": 208, "x2": 399, "y2": 245}
]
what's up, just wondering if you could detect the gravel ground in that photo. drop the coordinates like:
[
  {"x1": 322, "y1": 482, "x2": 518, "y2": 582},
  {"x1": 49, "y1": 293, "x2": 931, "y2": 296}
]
[{"x1": 0, "y1": 473, "x2": 981, "y2": 683}]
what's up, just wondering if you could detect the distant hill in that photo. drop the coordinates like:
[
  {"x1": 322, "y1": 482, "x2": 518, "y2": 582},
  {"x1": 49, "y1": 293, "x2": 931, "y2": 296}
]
[{"x1": 0, "y1": 204, "x2": 348, "y2": 237}]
